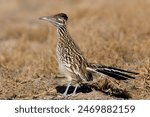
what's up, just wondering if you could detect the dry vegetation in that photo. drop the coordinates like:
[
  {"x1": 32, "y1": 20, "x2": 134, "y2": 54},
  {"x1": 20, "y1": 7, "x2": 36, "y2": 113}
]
[{"x1": 0, "y1": 0, "x2": 150, "y2": 99}]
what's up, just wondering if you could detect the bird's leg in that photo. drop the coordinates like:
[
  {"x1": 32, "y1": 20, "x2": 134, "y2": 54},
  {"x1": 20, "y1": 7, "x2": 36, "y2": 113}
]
[
  {"x1": 63, "y1": 81, "x2": 71, "y2": 96},
  {"x1": 72, "y1": 83, "x2": 79, "y2": 95},
  {"x1": 72, "y1": 75, "x2": 82, "y2": 95}
]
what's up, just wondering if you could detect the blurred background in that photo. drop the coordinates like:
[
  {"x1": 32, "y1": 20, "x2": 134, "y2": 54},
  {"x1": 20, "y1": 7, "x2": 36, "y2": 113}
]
[{"x1": 0, "y1": 0, "x2": 150, "y2": 99}]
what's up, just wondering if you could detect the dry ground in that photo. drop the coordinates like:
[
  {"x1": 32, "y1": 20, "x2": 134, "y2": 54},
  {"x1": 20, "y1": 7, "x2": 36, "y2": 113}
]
[{"x1": 0, "y1": 0, "x2": 150, "y2": 99}]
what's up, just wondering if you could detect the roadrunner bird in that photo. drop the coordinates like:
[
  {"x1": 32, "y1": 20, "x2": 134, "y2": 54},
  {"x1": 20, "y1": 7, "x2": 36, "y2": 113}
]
[{"x1": 39, "y1": 13, "x2": 138, "y2": 96}]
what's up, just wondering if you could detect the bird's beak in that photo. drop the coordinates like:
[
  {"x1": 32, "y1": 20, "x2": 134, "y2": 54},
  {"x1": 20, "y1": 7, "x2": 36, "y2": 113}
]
[
  {"x1": 39, "y1": 16, "x2": 56, "y2": 23},
  {"x1": 39, "y1": 16, "x2": 50, "y2": 21}
]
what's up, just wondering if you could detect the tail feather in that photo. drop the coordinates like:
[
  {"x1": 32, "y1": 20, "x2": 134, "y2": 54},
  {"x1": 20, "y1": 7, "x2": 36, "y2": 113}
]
[
  {"x1": 87, "y1": 64, "x2": 138, "y2": 80},
  {"x1": 106, "y1": 66, "x2": 139, "y2": 75},
  {"x1": 96, "y1": 68, "x2": 135, "y2": 80}
]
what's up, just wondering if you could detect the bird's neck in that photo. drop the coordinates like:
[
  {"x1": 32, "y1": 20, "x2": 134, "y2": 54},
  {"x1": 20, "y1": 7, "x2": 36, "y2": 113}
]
[{"x1": 57, "y1": 26, "x2": 70, "y2": 39}]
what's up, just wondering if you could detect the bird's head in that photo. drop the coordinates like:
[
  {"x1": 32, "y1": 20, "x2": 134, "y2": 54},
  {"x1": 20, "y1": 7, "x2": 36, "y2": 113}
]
[{"x1": 39, "y1": 13, "x2": 68, "y2": 27}]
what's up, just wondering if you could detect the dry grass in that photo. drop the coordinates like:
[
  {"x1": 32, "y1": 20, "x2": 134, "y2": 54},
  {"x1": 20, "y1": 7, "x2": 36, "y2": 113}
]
[{"x1": 0, "y1": 0, "x2": 150, "y2": 99}]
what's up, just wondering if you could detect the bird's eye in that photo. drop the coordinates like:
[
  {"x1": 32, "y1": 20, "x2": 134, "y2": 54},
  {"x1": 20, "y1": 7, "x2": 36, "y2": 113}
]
[{"x1": 58, "y1": 18, "x2": 63, "y2": 22}]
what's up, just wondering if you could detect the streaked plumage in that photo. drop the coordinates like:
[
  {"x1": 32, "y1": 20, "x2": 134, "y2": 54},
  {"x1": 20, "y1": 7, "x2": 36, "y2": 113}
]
[{"x1": 39, "y1": 13, "x2": 138, "y2": 96}]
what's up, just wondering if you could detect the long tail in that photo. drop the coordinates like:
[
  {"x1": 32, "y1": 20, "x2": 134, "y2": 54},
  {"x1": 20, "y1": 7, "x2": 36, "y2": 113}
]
[{"x1": 87, "y1": 63, "x2": 139, "y2": 80}]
